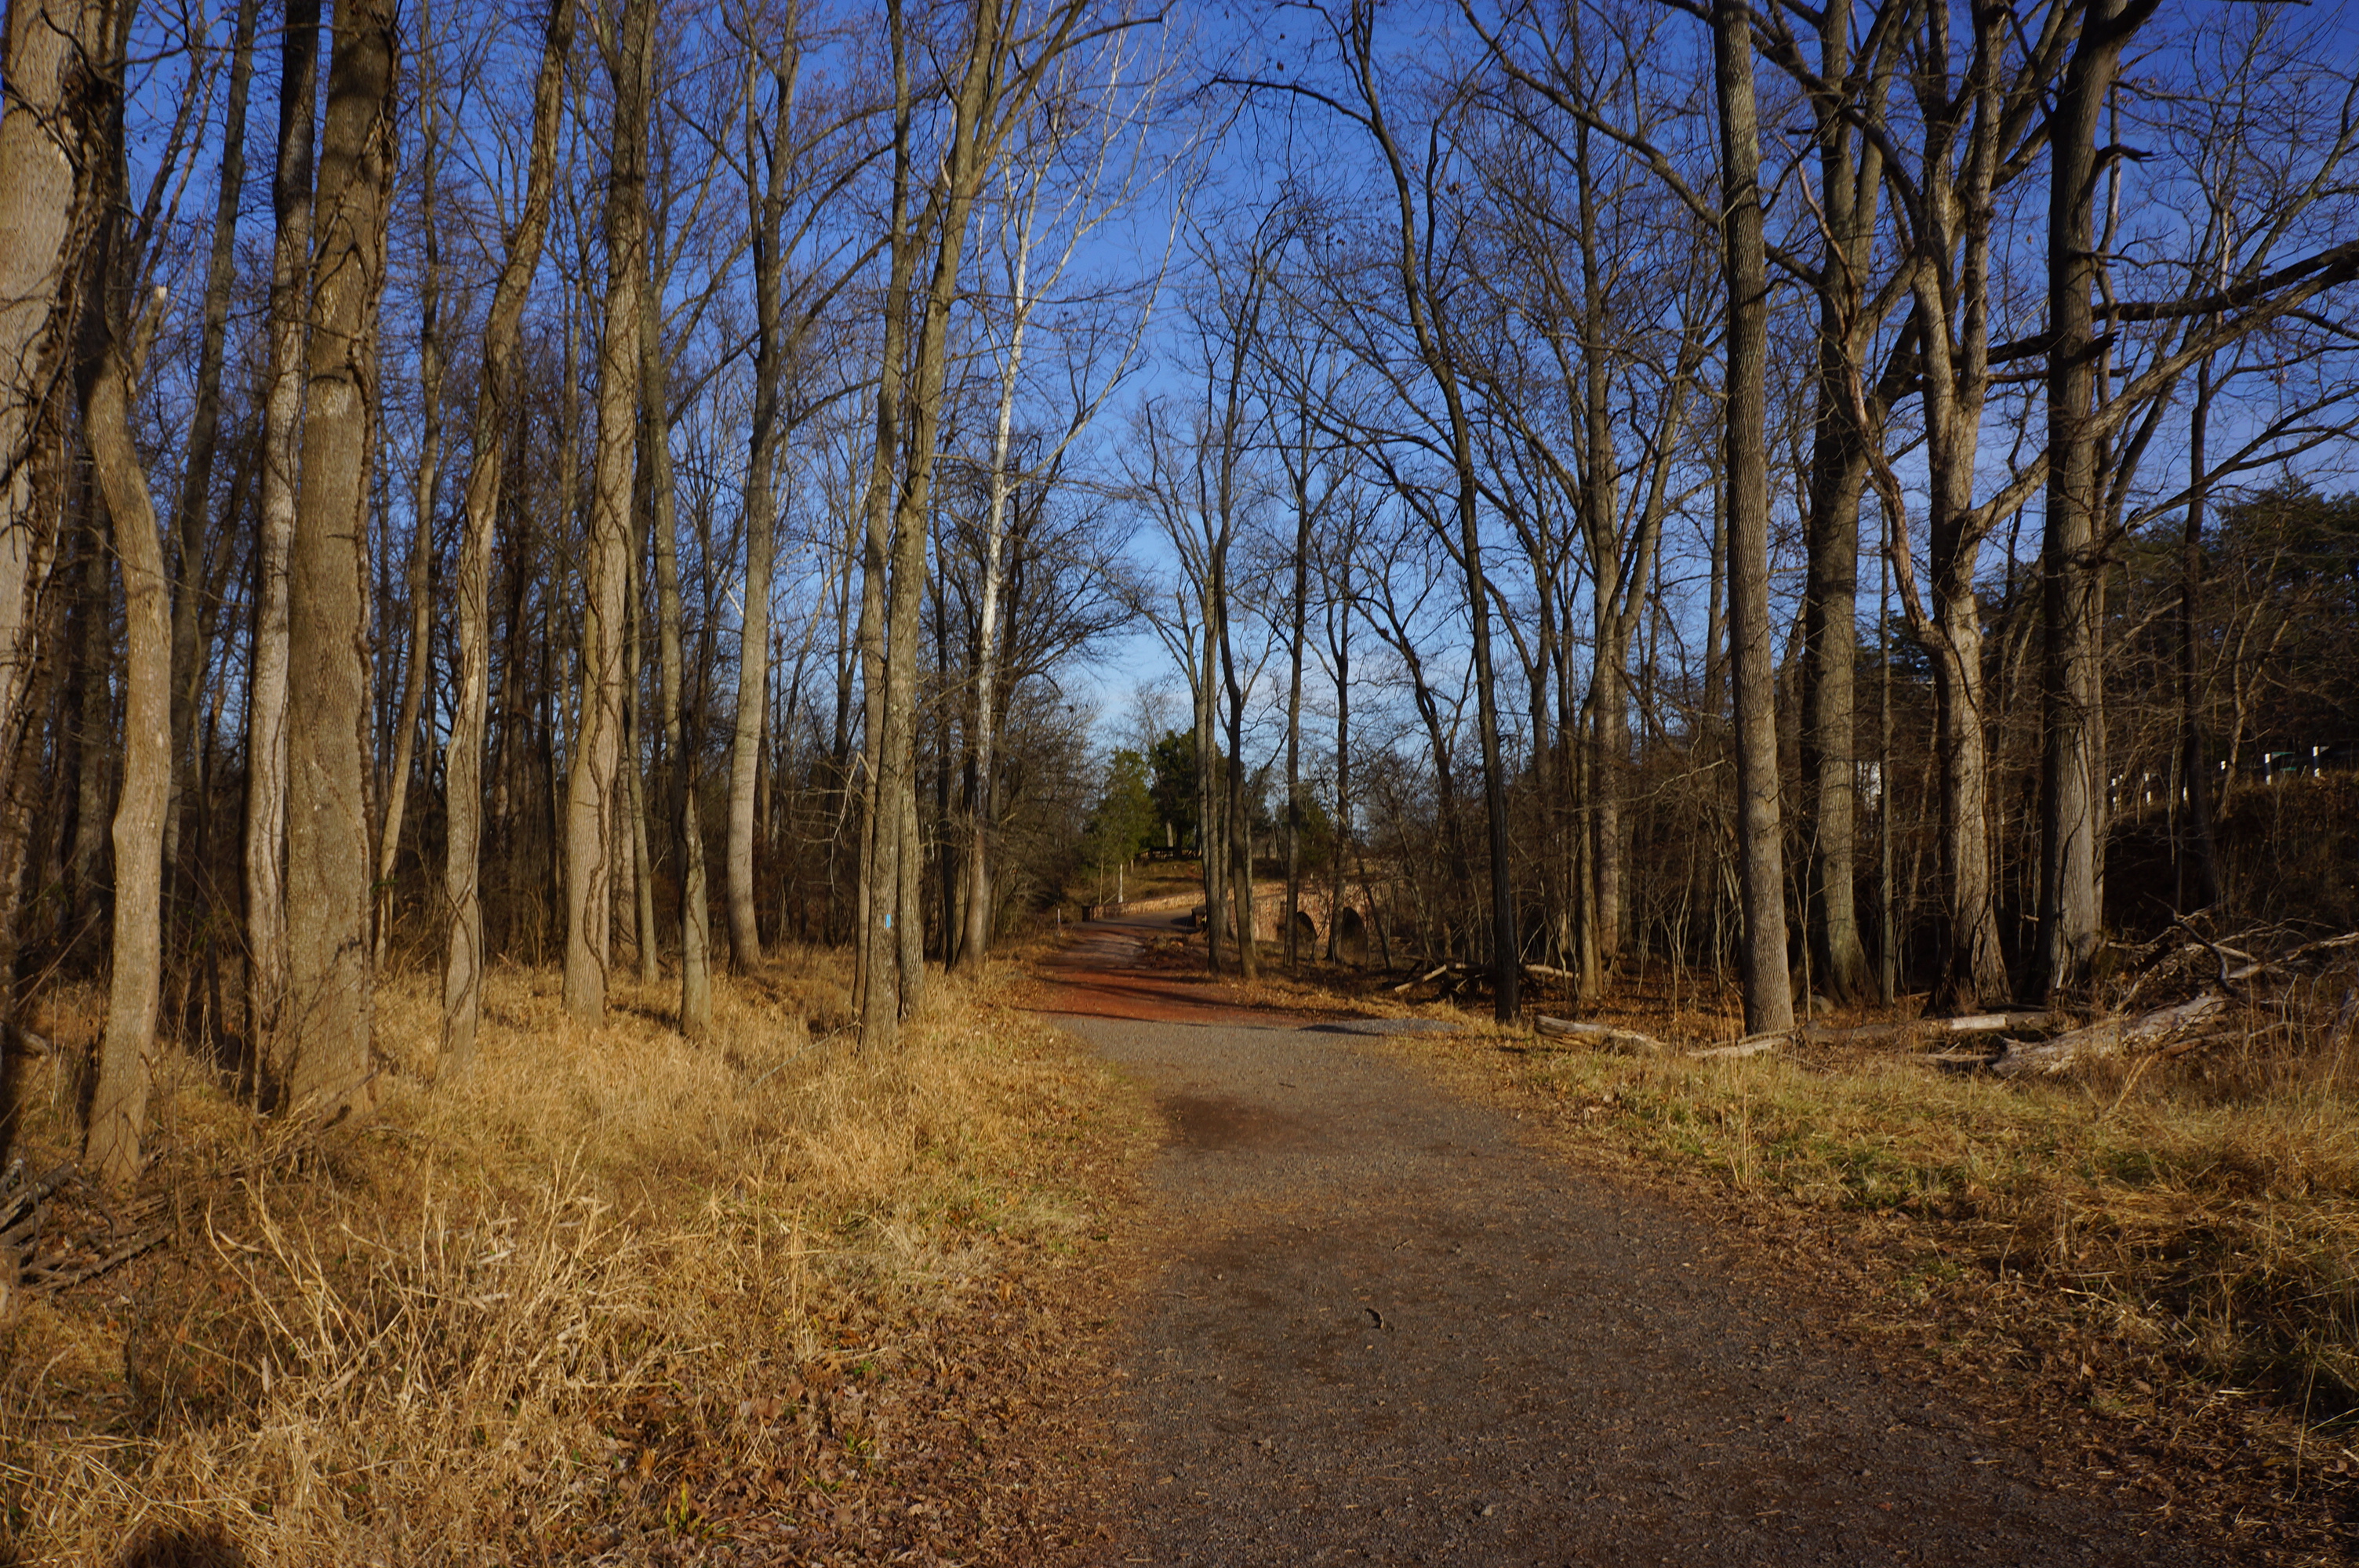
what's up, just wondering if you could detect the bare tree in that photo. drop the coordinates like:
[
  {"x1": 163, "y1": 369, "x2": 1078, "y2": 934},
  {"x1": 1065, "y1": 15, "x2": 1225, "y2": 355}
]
[
  {"x1": 856, "y1": 0, "x2": 1119, "y2": 1043},
  {"x1": 1709, "y1": 0, "x2": 1791, "y2": 1034},
  {"x1": 563, "y1": 0, "x2": 655, "y2": 1025},
  {"x1": 77, "y1": 25, "x2": 173, "y2": 1184},
  {"x1": 442, "y1": 0, "x2": 573, "y2": 1067},
  {"x1": 245, "y1": 0, "x2": 319, "y2": 1065},
  {"x1": 282, "y1": 0, "x2": 398, "y2": 1113}
]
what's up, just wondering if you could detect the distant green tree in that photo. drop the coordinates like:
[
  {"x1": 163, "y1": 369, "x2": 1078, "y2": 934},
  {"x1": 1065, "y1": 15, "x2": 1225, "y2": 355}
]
[
  {"x1": 1289, "y1": 791, "x2": 1336, "y2": 875},
  {"x1": 1147, "y1": 730, "x2": 1201, "y2": 851},
  {"x1": 1085, "y1": 750, "x2": 1159, "y2": 891}
]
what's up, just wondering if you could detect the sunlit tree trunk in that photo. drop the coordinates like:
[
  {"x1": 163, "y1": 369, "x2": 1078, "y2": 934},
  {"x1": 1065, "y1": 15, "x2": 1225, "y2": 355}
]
[
  {"x1": 640, "y1": 310, "x2": 711, "y2": 1037},
  {"x1": 726, "y1": 34, "x2": 800, "y2": 973},
  {"x1": 0, "y1": 0, "x2": 99, "y2": 851},
  {"x1": 852, "y1": 0, "x2": 918, "y2": 1041},
  {"x1": 1711, "y1": 0, "x2": 1792, "y2": 1035},
  {"x1": 78, "y1": 59, "x2": 171, "y2": 1185},
  {"x1": 282, "y1": 0, "x2": 398, "y2": 1116},
  {"x1": 246, "y1": 0, "x2": 319, "y2": 1066},
  {"x1": 562, "y1": 0, "x2": 653, "y2": 1025},
  {"x1": 441, "y1": 0, "x2": 570, "y2": 1069}
]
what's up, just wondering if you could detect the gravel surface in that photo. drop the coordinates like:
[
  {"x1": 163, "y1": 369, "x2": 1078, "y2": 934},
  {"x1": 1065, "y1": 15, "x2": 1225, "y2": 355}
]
[{"x1": 1038, "y1": 924, "x2": 2229, "y2": 1566}]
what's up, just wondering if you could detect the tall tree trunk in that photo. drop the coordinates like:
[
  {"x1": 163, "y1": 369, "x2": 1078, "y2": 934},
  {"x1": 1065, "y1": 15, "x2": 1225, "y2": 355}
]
[
  {"x1": 0, "y1": 0, "x2": 96, "y2": 818},
  {"x1": 1220, "y1": 582, "x2": 1256, "y2": 979},
  {"x1": 1327, "y1": 565, "x2": 1350, "y2": 962},
  {"x1": 441, "y1": 0, "x2": 570, "y2": 1068},
  {"x1": 873, "y1": 0, "x2": 1027, "y2": 1023},
  {"x1": 375, "y1": 27, "x2": 441, "y2": 968},
  {"x1": 954, "y1": 205, "x2": 1035, "y2": 975},
  {"x1": 1284, "y1": 417, "x2": 1311, "y2": 971},
  {"x1": 642, "y1": 313, "x2": 711, "y2": 1037},
  {"x1": 2036, "y1": 0, "x2": 2157, "y2": 999},
  {"x1": 1712, "y1": 0, "x2": 1793, "y2": 1035},
  {"x1": 620, "y1": 498, "x2": 653, "y2": 982},
  {"x1": 562, "y1": 0, "x2": 652, "y2": 1024},
  {"x1": 852, "y1": 0, "x2": 921, "y2": 1039},
  {"x1": 1794, "y1": 0, "x2": 1884, "y2": 1007},
  {"x1": 246, "y1": 0, "x2": 318, "y2": 1068},
  {"x1": 282, "y1": 0, "x2": 397, "y2": 1116},
  {"x1": 1197, "y1": 609, "x2": 1226, "y2": 971},
  {"x1": 78, "y1": 81, "x2": 171, "y2": 1186},
  {"x1": 727, "y1": 36, "x2": 800, "y2": 971}
]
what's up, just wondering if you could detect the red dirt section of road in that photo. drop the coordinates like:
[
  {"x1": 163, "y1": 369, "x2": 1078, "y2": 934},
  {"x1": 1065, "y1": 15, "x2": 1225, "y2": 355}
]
[{"x1": 1023, "y1": 910, "x2": 1308, "y2": 1028}]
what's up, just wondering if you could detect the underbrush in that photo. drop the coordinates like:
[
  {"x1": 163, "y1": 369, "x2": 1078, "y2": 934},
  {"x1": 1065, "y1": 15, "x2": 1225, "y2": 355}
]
[{"x1": 1, "y1": 952, "x2": 1152, "y2": 1565}]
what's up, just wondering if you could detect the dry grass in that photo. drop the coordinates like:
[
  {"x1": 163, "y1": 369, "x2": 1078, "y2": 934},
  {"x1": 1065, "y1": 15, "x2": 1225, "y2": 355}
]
[{"x1": 1, "y1": 951, "x2": 1155, "y2": 1566}]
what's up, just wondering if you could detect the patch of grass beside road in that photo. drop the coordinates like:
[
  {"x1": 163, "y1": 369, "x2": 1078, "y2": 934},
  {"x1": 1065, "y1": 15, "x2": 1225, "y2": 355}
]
[{"x1": 2, "y1": 955, "x2": 1154, "y2": 1566}]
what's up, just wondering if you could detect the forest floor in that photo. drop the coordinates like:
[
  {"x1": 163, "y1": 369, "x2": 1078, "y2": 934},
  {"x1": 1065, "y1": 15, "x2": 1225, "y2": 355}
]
[{"x1": 1010, "y1": 901, "x2": 2359, "y2": 1564}]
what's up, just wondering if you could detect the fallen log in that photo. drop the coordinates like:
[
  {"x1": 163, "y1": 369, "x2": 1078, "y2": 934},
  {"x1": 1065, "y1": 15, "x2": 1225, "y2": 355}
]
[
  {"x1": 1690, "y1": 1033, "x2": 1783, "y2": 1061},
  {"x1": 1989, "y1": 993, "x2": 2226, "y2": 1079},
  {"x1": 1390, "y1": 963, "x2": 1457, "y2": 994},
  {"x1": 1533, "y1": 1015, "x2": 1671, "y2": 1054},
  {"x1": 1799, "y1": 1012, "x2": 2054, "y2": 1049},
  {"x1": 2226, "y1": 929, "x2": 2359, "y2": 983}
]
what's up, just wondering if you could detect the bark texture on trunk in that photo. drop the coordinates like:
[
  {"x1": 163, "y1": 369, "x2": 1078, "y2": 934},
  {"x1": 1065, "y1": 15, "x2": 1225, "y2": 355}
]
[
  {"x1": 1794, "y1": 0, "x2": 1890, "y2": 1006},
  {"x1": 246, "y1": 0, "x2": 319, "y2": 1068},
  {"x1": 727, "y1": 36, "x2": 807, "y2": 972},
  {"x1": 562, "y1": 0, "x2": 653, "y2": 1025},
  {"x1": 641, "y1": 314, "x2": 711, "y2": 1038},
  {"x1": 1712, "y1": 0, "x2": 1794, "y2": 1035},
  {"x1": 0, "y1": 0, "x2": 98, "y2": 800},
  {"x1": 852, "y1": 2, "x2": 917, "y2": 1042},
  {"x1": 2036, "y1": 0, "x2": 2157, "y2": 999},
  {"x1": 77, "y1": 60, "x2": 171, "y2": 1181},
  {"x1": 282, "y1": 0, "x2": 398, "y2": 1116},
  {"x1": 441, "y1": 0, "x2": 570, "y2": 1069}
]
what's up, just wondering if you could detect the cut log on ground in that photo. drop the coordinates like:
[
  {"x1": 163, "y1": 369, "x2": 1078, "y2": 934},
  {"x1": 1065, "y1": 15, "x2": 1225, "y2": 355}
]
[
  {"x1": 1797, "y1": 1013, "x2": 2055, "y2": 1050},
  {"x1": 1989, "y1": 993, "x2": 2227, "y2": 1079},
  {"x1": 1534, "y1": 1015, "x2": 1671, "y2": 1054}
]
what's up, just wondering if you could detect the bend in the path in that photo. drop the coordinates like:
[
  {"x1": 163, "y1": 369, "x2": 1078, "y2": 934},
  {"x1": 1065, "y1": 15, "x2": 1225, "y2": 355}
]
[{"x1": 1034, "y1": 920, "x2": 2225, "y2": 1567}]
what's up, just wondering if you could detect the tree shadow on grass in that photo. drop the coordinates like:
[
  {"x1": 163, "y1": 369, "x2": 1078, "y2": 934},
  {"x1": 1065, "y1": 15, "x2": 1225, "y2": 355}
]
[{"x1": 116, "y1": 1524, "x2": 245, "y2": 1568}]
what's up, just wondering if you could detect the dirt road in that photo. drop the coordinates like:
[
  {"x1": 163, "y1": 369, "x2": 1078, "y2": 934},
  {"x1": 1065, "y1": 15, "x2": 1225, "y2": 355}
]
[{"x1": 1033, "y1": 916, "x2": 2225, "y2": 1566}]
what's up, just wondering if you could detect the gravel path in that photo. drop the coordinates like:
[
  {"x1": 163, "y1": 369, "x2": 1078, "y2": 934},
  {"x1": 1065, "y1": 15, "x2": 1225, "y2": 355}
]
[{"x1": 1038, "y1": 921, "x2": 2225, "y2": 1566}]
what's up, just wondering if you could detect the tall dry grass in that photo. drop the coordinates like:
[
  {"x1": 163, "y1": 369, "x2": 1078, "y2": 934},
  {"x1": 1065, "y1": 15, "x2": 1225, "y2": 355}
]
[{"x1": 1, "y1": 951, "x2": 1150, "y2": 1565}]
